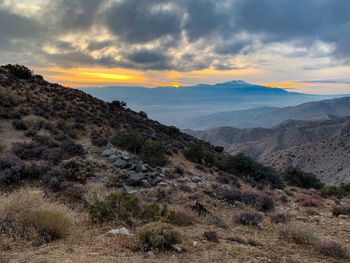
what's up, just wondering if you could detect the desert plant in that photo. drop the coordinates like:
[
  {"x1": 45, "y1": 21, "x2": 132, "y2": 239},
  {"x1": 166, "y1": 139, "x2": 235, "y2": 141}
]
[
  {"x1": 12, "y1": 120, "x2": 28, "y2": 130},
  {"x1": 221, "y1": 153, "x2": 283, "y2": 188},
  {"x1": 111, "y1": 132, "x2": 144, "y2": 154},
  {"x1": 138, "y1": 223, "x2": 181, "y2": 252},
  {"x1": 170, "y1": 207, "x2": 196, "y2": 226},
  {"x1": 63, "y1": 157, "x2": 93, "y2": 183},
  {"x1": 142, "y1": 203, "x2": 175, "y2": 222},
  {"x1": 12, "y1": 142, "x2": 44, "y2": 160},
  {"x1": 61, "y1": 140, "x2": 85, "y2": 157},
  {"x1": 88, "y1": 193, "x2": 140, "y2": 226},
  {"x1": 203, "y1": 230, "x2": 219, "y2": 243},
  {"x1": 140, "y1": 140, "x2": 167, "y2": 167},
  {"x1": 270, "y1": 212, "x2": 292, "y2": 224},
  {"x1": 0, "y1": 158, "x2": 25, "y2": 185},
  {"x1": 316, "y1": 239, "x2": 348, "y2": 258},
  {"x1": 157, "y1": 124, "x2": 180, "y2": 137},
  {"x1": 278, "y1": 224, "x2": 317, "y2": 245},
  {"x1": 4, "y1": 64, "x2": 33, "y2": 79},
  {"x1": 0, "y1": 188, "x2": 72, "y2": 244},
  {"x1": 235, "y1": 211, "x2": 263, "y2": 227},
  {"x1": 184, "y1": 145, "x2": 215, "y2": 166},
  {"x1": 91, "y1": 135, "x2": 108, "y2": 147},
  {"x1": 284, "y1": 167, "x2": 323, "y2": 189},
  {"x1": 319, "y1": 183, "x2": 350, "y2": 198}
]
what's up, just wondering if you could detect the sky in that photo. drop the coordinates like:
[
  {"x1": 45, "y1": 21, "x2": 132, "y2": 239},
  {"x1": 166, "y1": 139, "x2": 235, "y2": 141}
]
[{"x1": 1, "y1": 0, "x2": 350, "y2": 94}]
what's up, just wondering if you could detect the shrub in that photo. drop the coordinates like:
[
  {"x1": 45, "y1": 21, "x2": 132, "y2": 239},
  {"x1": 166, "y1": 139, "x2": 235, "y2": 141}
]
[
  {"x1": 12, "y1": 142, "x2": 44, "y2": 160},
  {"x1": 138, "y1": 223, "x2": 181, "y2": 251},
  {"x1": 61, "y1": 140, "x2": 85, "y2": 157},
  {"x1": 29, "y1": 210, "x2": 72, "y2": 243},
  {"x1": 278, "y1": 224, "x2": 317, "y2": 245},
  {"x1": 111, "y1": 132, "x2": 144, "y2": 154},
  {"x1": 203, "y1": 230, "x2": 219, "y2": 243},
  {"x1": 0, "y1": 158, "x2": 25, "y2": 185},
  {"x1": 270, "y1": 212, "x2": 291, "y2": 224},
  {"x1": 0, "y1": 86, "x2": 19, "y2": 107},
  {"x1": 0, "y1": 188, "x2": 72, "y2": 244},
  {"x1": 316, "y1": 239, "x2": 348, "y2": 258},
  {"x1": 91, "y1": 135, "x2": 108, "y2": 147},
  {"x1": 0, "y1": 143, "x2": 4, "y2": 153},
  {"x1": 140, "y1": 140, "x2": 167, "y2": 167},
  {"x1": 142, "y1": 203, "x2": 175, "y2": 223},
  {"x1": 284, "y1": 167, "x2": 324, "y2": 189},
  {"x1": 296, "y1": 193, "x2": 323, "y2": 207},
  {"x1": 332, "y1": 206, "x2": 350, "y2": 217},
  {"x1": 63, "y1": 157, "x2": 93, "y2": 183},
  {"x1": 235, "y1": 211, "x2": 263, "y2": 227},
  {"x1": 88, "y1": 193, "x2": 140, "y2": 226},
  {"x1": 256, "y1": 194, "x2": 275, "y2": 212},
  {"x1": 33, "y1": 135, "x2": 58, "y2": 148},
  {"x1": 184, "y1": 145, "x2": 215, "y2": 166},
  {"x1": 12, "y1": 120, "x2": 28, "y2": 130},
  {"x1": 319, "y1": 183, "x2": 350, "y2": 198},
  {"x1": 157, "y1": 124, "x2": 180, "y2": 137},
  {"x1": 110, "y1": 100, "x2": 127, "y2": 108},
  {"x1": 4, "y1": 64, "x2": 33, "y2": 79},
  {"x1": 221, "y1": 153, "x2": 283, "y2": 188},
  {"x1": 170, "y1": 207, "x2": 196, "y2": 226}
]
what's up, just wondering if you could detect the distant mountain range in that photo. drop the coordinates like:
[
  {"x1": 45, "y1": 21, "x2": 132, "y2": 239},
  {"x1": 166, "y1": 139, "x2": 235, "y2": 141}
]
[
  {"x1": 187, "y1": 96, "x2": 350, "y2": 129},
  {"x1": 82, "y1": 81, "x2": 337, "y2": 128},
  {"x1": 186, "y1": 96, "x2": 350, "y2": 185}
]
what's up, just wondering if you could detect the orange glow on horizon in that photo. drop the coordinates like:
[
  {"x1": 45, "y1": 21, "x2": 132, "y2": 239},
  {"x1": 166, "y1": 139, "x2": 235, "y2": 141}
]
[{"x1": 264, "y1": 82, "x2": 308, "y2": 88}]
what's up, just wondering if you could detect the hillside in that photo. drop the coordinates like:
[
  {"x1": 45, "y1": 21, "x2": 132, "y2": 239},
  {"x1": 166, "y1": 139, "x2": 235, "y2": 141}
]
[
  {"x1": 0, "y1": 65, "x2": 349, "y2": 263},
  {"x1": 187, "y1": 116, "x2": 350, "y2": 184},
  {"x1": 187, "y1": 97, "x2": 350, "y2": 129},
  {"x1": 82, "y1": 81, "x2": 325, "y2": 128}
]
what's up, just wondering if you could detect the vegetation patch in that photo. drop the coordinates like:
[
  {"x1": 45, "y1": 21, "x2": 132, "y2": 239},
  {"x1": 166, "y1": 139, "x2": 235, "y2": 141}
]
[
  {"x1": 140, "y1": 140, "x2": 167, "y2": 166},
  {"x1": 319, "y1": 183, "x2": 350, "y2": 198},
  {"x1": 111, "y1": 132, "x2": 145, "y2": 154},
  {"x1": 278, "y1": 224, "x2": 317, "y2": 245},
  {"x1": 4, "y1": 64, "x2": 33, "y2": 79},
  {"x1": 184, "y1": 145, "x2": 215, "y2": 166},
  {"x1": 284, "y1": 167, "x2": 324, "y2": 189},
  {"x1": 235, "y1": 211, "x2": 263, "y2": 228},
  {"x1": 63, "y1": 157, "x2": 94, "y2": 183},
  {"x1": 138, "y1": 223, "x2": 181, "y2": 252},
  {"x1": 88, "y1": 193, "x2": 140, "y2": 226},
  {"x1": 316, "y1": 239, "x2": 348, "y2": 259}
]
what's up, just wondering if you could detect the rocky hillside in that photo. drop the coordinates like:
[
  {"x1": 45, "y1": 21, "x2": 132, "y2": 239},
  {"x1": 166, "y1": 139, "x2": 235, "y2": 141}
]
[
  {"x1": 187, "y1": 96, "x2": 349, "y2": 129},
  {"x1": 0, "y1": 65, "x2": 349, "y2": 263},
  {"x1": 187, "y1": 117, "x2": 350, "y2": 185}
]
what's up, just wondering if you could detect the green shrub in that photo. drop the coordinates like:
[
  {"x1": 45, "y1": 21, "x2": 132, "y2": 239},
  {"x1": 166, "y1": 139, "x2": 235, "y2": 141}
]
[
  {"x1": 140, "y1": 140, "x2": 166, "y2": 166},
  {"x1": 111, "y1": 132, "x2": 144, "y2": 154},
  {"x1": 88, "y1": 193, "x2": 140, "y2": 226},
  {"x1": 235, "y1": 211, "x2": 263, "y2": 227},
  {"x1": 4, "y1": 64, "x2": 33, "y2": 79},
  {"x1": 63, "y1": 157, "x2": 93, "y2": 183},
  {"x1": 284, "y1": 167, "x2": 323, "y2": 189},
  {"x1": 157, "y1": 124, "x2": 180, "y2": 137},
  {"x1": 319, "y1": 183, "x2": 350, "y2": 198},
  {"x1": 29, "y1": 210, "x2": 72, "y2": 243},
  {"x1": 184, "y1": 145, "x2": 215, "y2": 166},
  {"x1": 142, "y1": 203, "x2": 175, "y2": 222},
  {"x1": 222, "y1": 153, "x2": 283, "y2": 188},
  {"x1": 138, "y1": 223, "x2": 181, "y2": 251}
]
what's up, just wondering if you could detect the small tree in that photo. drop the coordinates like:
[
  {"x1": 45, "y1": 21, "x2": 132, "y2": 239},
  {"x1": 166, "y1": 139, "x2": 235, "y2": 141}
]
[
  {"x1": 140, "y1": 140, "x2": 167, "y2": 166},
  {"x1": 284, "y1": 167, "x2": 323, "y2": 189}
]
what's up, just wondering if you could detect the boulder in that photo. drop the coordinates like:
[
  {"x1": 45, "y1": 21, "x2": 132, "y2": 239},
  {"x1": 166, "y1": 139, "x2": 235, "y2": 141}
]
[
  {"x1": 114, "y1": 159, "x2": 128, "y2": 168},
  {"x1": 126, "y1": 173, "x2": 145, "y2": 186},
  {"x1": 191, "y1": 176, "x2": 202, "y2": 183},
  {"x1": 108, "y1": 154, "x2": 119, "y2": 162},
  {"x1": 106, "y1": 227, "x2": 131, "y2": 236},
  {"x1": 102, "y1": 149, "x2": 113, "y2": 157},
  {"x1": 123, "y1": 185, "x2": 137, "y2": 194}
]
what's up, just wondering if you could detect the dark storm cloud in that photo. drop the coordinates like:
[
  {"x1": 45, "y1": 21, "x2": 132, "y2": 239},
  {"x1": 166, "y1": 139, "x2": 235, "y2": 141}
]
[
  {"x1": 2, "y1": 0, "x2": 350, "y2": 70},
  {"x1": 105, "y1": 0, "x2": 182, "y2": 44},
  {"x1": 0, "y1": 9, "x2": 41, "y2": 49}
]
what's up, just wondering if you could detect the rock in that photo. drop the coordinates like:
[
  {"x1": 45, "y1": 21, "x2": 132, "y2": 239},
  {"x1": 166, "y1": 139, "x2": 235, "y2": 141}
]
[
  {"x1": 114, "y1": 159, "x2": 128, "y2": 168},
  {"x1": 126, "y1": 173, "x2": 145, "y2": 186},
  {"x1": 141, "y1": 179, "x2": 152, "y2": 188},
  {"x1": 192, "y1": 241, "x2": 198, "y2": 247},
  {"x1": 171, "y1": 244, "x2": 183, "y2": 253},
  {"x1": 108, "y1": 154, "x2": 119, "y2": 162},
  {"x1": 192, "y1": 176, "x2": 202, "y2": 183},
  {"x1": 123, "y1": 185, "x2": 137, "y2": 194},
  {"x1": 162, "y1": 167, "x2": 171, "y2": 177},
  {"x1": 151, "y1": 176, "x2": 163, "y2": 185},
  {"x1": 106, "y1": 143, "x2": 114, "y2": 149},
  {"x1": 106, "y1": 227, "x2": 131, "y2": 236},
  {"x1": 338, "y1": 215, "x2": 349, "y2": 219},
  {"x1": 157, "y1": 182, "x2": 167, "y2": 186},
  {"x1": 102, "y1": 149, "x2": 113, "y2": 157},
  {"x1": 121, "y1": 151, "x2": 130, "y2": 160},
  {"x1": 234, "y1": 201, "x2": 243, "y2": 207},
  {"x1": 135, "y1": 161, "x2": 143, "y2": 172},
  {"x1": 177, "y1": 177, "x2": 187, "y2": 184},
  {"x1": 147, "y1": 251, "x2": 155, "y2": 257}
]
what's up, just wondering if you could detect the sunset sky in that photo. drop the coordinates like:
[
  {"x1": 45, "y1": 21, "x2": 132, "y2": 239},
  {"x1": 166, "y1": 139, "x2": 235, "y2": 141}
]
[{"x1": 1, "y1": 0, "x2": 350, "y2": 94}]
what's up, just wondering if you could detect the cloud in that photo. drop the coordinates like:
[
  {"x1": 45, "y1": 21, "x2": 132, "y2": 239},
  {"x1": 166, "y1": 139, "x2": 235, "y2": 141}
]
[{"x1": 1, "y1": 0, "x2": 350, "y2": 73}]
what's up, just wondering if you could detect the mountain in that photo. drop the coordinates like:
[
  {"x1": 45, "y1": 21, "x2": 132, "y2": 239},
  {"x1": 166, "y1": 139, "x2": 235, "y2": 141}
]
[
  {"x1": 187, "y1": 115, "x2": 350, "y2": 185},
  {"x1": 187, "y1": 96, "x2": 350, "y2": 129},
  {"x1": 82, "y1": 81, "x2": 332, "y2": 128}
]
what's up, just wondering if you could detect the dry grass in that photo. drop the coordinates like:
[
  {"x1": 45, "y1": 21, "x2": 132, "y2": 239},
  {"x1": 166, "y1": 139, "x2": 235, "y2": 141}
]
[
  {"x1": 83, "y1": 184, "x2": 114, "y2": 205},
  {"x1": 316, "y1": 239, "x2": 348, "y2": 259},
  {"x1": 278, "y1": 223, "x2": 317, "y2": 245},
  {"x1": 0, "y1": 188, "x2": 74, "y2": 244},
  {"x1": 170, "y1": 206, "x2": 197, "y2": 226}
]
